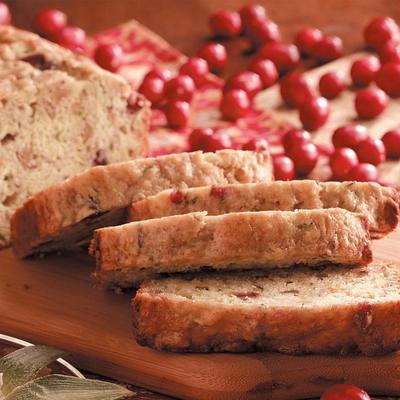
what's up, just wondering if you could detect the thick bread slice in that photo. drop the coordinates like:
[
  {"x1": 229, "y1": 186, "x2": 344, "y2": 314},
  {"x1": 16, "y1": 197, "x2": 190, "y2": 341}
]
[
  {"x1": 11, "y1": 150, "x2": 272, "y2": 257},
  {"x1": 0, "y1": 26, "x2": 150, "y2": 247},
  {"x1": 132, "y1": 263, "x2": 400, "y2": 355},
  {"x1": 92, "y1": 208, "x2": 372, "y2": 288},
  {"x1": 129, "y1": 180, "x2": 399, "y2": 239}
]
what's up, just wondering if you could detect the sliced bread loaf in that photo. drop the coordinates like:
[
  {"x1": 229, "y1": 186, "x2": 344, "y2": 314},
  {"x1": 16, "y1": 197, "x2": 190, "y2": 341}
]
[
  {"x1": 129, "y1": 180, "x2": 399, "y2": 239},
  {"x1": 92, "y1": 208, "x2": 372, "y2": 288},
  {"x1": 11, "y1": 150, "x2": 273, "y2": 257},
  {"x1": 133, "y1": 262, "x2": 400, "y2": 355},
  {"x1": 0, "y1": 26, "x2": 150, "y2": 247}
]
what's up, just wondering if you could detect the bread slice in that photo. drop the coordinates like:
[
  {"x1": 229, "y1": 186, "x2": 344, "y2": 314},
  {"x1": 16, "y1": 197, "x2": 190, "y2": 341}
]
[
  {"x1": 129, "y1": 180, "x2": 399, "y2": 239},
  {"x1": 11, "y1": 150, "x2": 273, "y2": 257},
  {"x1": 0, "y1": 26, "x2": 150, "y2": 248},
  {"x1": 92, "y1": 208, "x2": 372, "y2": 288},
  {"x1": 132, "y1": 262, "x2": 400, "y2": 355}
]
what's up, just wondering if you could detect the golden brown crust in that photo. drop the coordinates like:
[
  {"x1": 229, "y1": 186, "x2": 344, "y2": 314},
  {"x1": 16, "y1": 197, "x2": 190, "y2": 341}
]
[
  {"x1": 132, "y1": 264, "x2": 400, "y2": 355},
  {"x1": 11, "y1": 150, "x2": 273, "y2": 257},
  {"x1": 93, "y1": 208, "x2": 372, "y2": 288},
  {"x1": 129, "y1": 181, "x2": 399, "y2": 239}
]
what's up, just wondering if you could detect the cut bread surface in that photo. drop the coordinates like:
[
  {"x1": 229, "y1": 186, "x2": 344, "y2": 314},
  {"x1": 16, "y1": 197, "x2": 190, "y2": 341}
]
[
  {"x1": 11, "y1": 150, "x2": 273, "y2": 257},
  {"x1": 92, "y1": 208, "x2": 372, "y2": 288},
  {"x1": 130, "y1": 180, "x2": 399, "y2": 239},
  {"x1": 133, "y1": 263, "x2": 400, "y2": 354}
]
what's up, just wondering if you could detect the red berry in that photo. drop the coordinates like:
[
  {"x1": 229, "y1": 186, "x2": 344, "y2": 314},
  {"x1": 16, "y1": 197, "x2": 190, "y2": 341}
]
[
  {"x1": 203, "y1": 132, "x2": 233, "y2": 152},
  {"x1": 329, "y1": 147, "x2": 359, "y2": 180},
  {"x1": 94, "y1": 43, "x2": 123, "y2": 72},
  {"x1": 379, "y1": 41, "x2": 400, "y2": 64},
  {"x1": 298, "y1": 97, "x2": 330, "y2": 131},
  {"x1": 289, "y1": 142, "x2": 319, "y2": 175},
  {"x1": 53, "y1": 26, "x2": 86, "y2": 52},
  {"x1": 364, "y1": 16, "x2": 400, "y2": 50},
  {"x1": 242, "y1": 137, "x2": 269, "y2": 151},
  {"x1": 355, "y1": 87, "x2": 388, "y2": 119},
  {"x1": 350, "y1": 56, "x2": 381, "y2": 87},
  {"x1": 34, "y1": 8, "x2": 66, "y2": 34},
  {"x1": 249, "y1": 58, "x2": 278, "y2": 88},
  {"x1": 282, "y1": 128, "x2": 312, "y2": 153},
  {"x1": 197, "y1": 42, "x2": 227, "y2": 74},
  {"x1": 348, "y1": 163, "x2": 379, "y2": 182},
  {"x1": 165, "y1": 100, "x2": 190, "y2": 128},
  {"x1": 321, "y1": 384, "x2": 371, "y2": 400},
  {"x1": 246, "y1": 19, "x2": 281, "y2": 47},
  {"x1": 165, "y1": 75, "x2": 196, "y2": 103},
  {"x1": 332, "y1": 124, "x2": 369, "y2": 149},
  {"x1": 189, "y1": 128, "x2": 214, "y2": 151},
  {"x1": 272, "y1": 155, "x2": 295, "y2": 180},
  {"x1": 144, "y1": 68, "x2": 172, "y2": 82},
  {"x1": 259, "y1": 42, "x2": 300, "y2": 73},
  {"x1": 220, "y1": 89, "x2": 251, "y2": 121},
  {"x1": 0, "y1": 2, "x2": 11, "y2": 25},
  {"x1": 356, "y1": 137, "x2": 386, "y2": 165},
  {"x1": 138, "y1": 77, "x2": 165, "y2": 105},
  {"x1": 375, "y1": 62, "x2": 400, "y2": 97},
  {"x1": 280, "y1": 72, "x2": 316, "y2": 107},
  {"x1": 210, "y1": 10, "x2": 242, "y2": 38},
  {"x1": 170, "y1": 189, "x2": 184, "y2": 204},
  {"x1": 382, "y1": 129, "x2": 400, "y2": 158},
  {"x1": 295, "y1": 27, "x2": 323, "y2": 56},
  {"x1": 179, "y1": 57, "x2": 209, "y2": 87},
  {"x1": 319, "y1": 71, "x2": 347, "y2": 99},
  {"x1": 224, "y1": 71, "x2": 263, "y2": 99},
  {"x1": 312, "y1": 35, "x2": 343, "y2": 62},
  {"x1": 240, "y1": 4, "x2": 267, "y2": 28}
]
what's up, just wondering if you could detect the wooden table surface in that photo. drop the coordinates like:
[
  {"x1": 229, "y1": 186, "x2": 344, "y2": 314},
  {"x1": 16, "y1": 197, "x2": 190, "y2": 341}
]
[{"x1": 7, "y1": 1, "x2": 400, "y2": 399}]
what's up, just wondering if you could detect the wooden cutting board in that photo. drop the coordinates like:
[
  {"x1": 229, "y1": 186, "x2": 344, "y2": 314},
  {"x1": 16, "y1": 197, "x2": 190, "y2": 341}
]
[{"x1": 0, "y1": 230, "x2": 399, "y2": 400}]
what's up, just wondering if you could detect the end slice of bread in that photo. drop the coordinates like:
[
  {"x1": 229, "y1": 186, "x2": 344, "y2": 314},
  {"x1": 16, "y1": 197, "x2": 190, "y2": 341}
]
[{"x1": 133, "y1": 262, "x2": 400, "y2": 355}]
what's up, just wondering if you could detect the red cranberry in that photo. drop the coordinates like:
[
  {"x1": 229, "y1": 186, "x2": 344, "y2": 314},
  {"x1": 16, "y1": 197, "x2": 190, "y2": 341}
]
[
  {"x1": 210, "y1": 10, "x2": 242, "y2": 38},
  {"x1": 289, "y1": 142, "x2": 319, "y2": 175},
  {"x1": 246, "y1": 20, "x2": 281, "y2": 47},
  {"x1": 0, "y1": 2, "x2": 10, "y2": 24},
  {"x1": 312, "y1": 35, "x2": 343, "y2": 62},
  {"x1": 203, "y1": 132, "x2": 233, "y2": 152},
  {"x1": 94, "y1": 43, "x2": 123, "y2": 72},
  {"x1": 170, "y1": 189, "x2": 184, "y2": 204},
  {"x1": 197, "y1": 42, "x2": 227, "y2": 74},
  {"x1": 224, "y1": 71, "x2": 263, "y2": 99},
  {"x1": 375, "y1": 62, "x2": 400, "y2": 97},
  {"x1": 144, "y1": 68, "x2": 172, "y2": 82},
  {"x1": 356, "y1": 137, "x2": 386, "y2": 165},
  {"x1": 355, "y1": 87, "x2": 388, "y2": 119},
  {"x1": 138, "y1": 77, "x2": 165, "y2": 105},
  {"x1": 240, "y1": 4, "x2": 267, "y2": 28},
  {"x1": 249, "y1": 58, "x2": 278, "y2": 88},
  {"x1": 189, "y1": 128, "x2": 214, "y2": 151},
  {"x1": 242, "y1": 137, "x2": 269, "y2": 152},
  {"x1": 295, "y1": 27, "x2": 323, "y2": 56},
  {"x1": 282, "y1": 128, "x2": 312, "y2": 153},
  {"x1": 348, "y1": 163, "x2": 379, "y2": 182},
  {"x1": 220, "y1": 89, "x2": 251, "y2": 121},
  {"x1": 298, "y1": 97, "x2": 330, "y2": 131},
  {"x1": 319, "y1": 71, "x2": 347, "y2": 99},
  {"x1": 273, "y1": 155, "x2": 295, "y2": 180},
  {"x1": 259, "y1": 42, "x2": 300, "y2": 73},
  {"x1": 364, "y1": 16, "x2": 400, "y2": 50},
  {"x1": 165, "y1": 100, "x2": 190, "y2": 128},
  {"x1": 332, "y1": 124, "x2": 369, "y2": 149},
  {"x1": 53, "y1": 26, "x2": 86, "y2": 52},
  {"x1": 280, "y1": 72, "x2": 316, "y2": 107},
  {"x1": 350, "y1": 56, "x2": 381, "y2": 87},
  {"x1": 210, "y1": 186, "x2": 229, "y2": 199},
  {"x1": 179, "y1": 57, "x2": 209, "y2": 87},
  {"x1": 34, "y1": 8, "x2": 66, "y2": 34},
  {"x1": 321, "y1": 384, "x2": 371, "y2": 400},
  {"x1": 329, "y1": 147, "x2": 359, "y2": 180},
  {"x1": 379, "y1": 41, "x2": 400, "y2": 64},
  {"x1": 382, "y1": 129, "x2": 400, "y2": 158},
  {"x1": 164, "y1": 75, "x2": 196, "y2": 103}
]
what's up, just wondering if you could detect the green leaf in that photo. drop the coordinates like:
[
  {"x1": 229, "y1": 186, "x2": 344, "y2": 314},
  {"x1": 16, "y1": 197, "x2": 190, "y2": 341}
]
[
  {"x1": 0, "y1": 345, "x2": 65, "y2": 396},
  {"x1": 5, "y1": 375, "x2": 133, "y2": 400}
]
